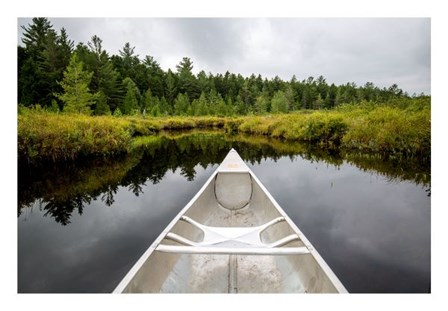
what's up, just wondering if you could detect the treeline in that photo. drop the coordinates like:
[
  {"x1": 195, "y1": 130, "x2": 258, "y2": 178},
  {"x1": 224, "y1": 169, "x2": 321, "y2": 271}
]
[{"x1": 18, "y1": 18, "x2": 424, "y2": 117}]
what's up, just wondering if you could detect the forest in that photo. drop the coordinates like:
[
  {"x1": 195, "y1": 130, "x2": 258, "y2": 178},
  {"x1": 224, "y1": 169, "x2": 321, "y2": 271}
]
[{"x1": 18, "y1": 18, "x2": 424, "y2": 116}]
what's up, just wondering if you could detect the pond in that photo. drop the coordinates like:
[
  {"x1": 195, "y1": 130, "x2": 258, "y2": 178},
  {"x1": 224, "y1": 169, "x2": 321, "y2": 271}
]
[{"x1": 17, "y1": 131, "x2": 431, "y2": 293}]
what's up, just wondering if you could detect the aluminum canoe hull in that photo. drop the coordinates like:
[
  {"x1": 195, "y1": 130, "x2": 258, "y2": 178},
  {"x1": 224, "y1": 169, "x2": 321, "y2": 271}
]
[{"x1": 113, "y1": 149, "x2": 347, "y2": 293}]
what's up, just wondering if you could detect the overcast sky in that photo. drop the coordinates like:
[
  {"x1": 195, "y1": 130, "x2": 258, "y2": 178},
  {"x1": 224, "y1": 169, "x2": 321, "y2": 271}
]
[{"x1": 17, "y1": 18, "x2": 430, "y2": 95}]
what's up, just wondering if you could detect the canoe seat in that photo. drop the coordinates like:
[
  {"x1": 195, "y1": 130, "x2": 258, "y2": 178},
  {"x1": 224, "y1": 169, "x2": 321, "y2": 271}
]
[{"x1": 156, "y1": 216, "x2": 310, "y2": 255}]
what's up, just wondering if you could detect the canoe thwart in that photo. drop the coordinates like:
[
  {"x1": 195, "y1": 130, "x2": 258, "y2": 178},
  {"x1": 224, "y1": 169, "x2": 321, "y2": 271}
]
[
  {"x1": 155, "y1": 215, "x2": 308, "y2": 255},
  {"x1": 155, "y1": 244, "x2": 310, "y2": 255}
]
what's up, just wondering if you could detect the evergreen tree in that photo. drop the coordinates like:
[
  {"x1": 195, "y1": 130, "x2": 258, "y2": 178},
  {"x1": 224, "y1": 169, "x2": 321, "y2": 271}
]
[
  {"x1": 197, "y1": 92, "x2": 209, "y2": 115},
  {"x1": 120, "y1": 77, "x2": 140, "y2": 115},
  {"x1": 215, "y1": 96, "x2": 227, "y2": 116},
  {"x1": 117, "y1": 42, "x2": 140, "y2": 80},
  {"x1": 284, "y1": 85, "x2": 295, "y2": 111},
  {"x1": 150, "y1": 97, "x2": 161, "y2": 116},
  {"x1": 314, "y1": 93, "x2": 324, "y2": 110},
  {"x1": 165, "y1": 69, "x2": 177, "y2": 106},
  {"x1": 55, "y1": 53, "x2": 96, "y2": 114},
  {"x1": 190, "y1": 98, "x2": 200, "y2": 116},
  {"x1": 84, "y1": 35, "x2": 121, "y2": 112},
  {"x1": 255, "y1": 94, "x2": 269, "y2": 114},
  {"x1": 19, "y1": 18, "x2": 60, "y2": 107},
  {"x1": 231, "y1": 94, "x2": 245, "y2": 115},
  {"x1": 18, "y1": 53, "x2": 39, "y2": 106},
  {"x1": 159, "y1": 97, "x2": 170, "y2": 115},
  {"x1": 176, "y1": 57, "x2": 199, "y2": 99},
  {"x1": 302, "y1": 87, "x2": 313, "y2": 109},
  {"x1": 335, "y1": 89, "x2": 343, "y2": 106},
  {"x1": 240, "y1": 80, "x2": 255, "y2": 109},
  {"x1": 197, "y1": 70, "x2": 210, "y2": 95},
  {"x1": 94, "y1": 91, "x2": 111, "y2": 115},
  {"x1": 21, "y1": 18, "x2": 53, "y2": 54},
  {"x1": 271, "y1": 91, "x2": 289, "y2": 113},
  {"x1": 113, "y1": 107, "x2": 123, "y2": 117},
  {"x1": 174, "y1": 93, "x2": 190, "y2": 115},
  {"x1": 141, "y1": 87, "x2": 152, "y2": 113},
  {"x1": 225, "y1": 96, "x2": 234, "y2": 116},
  {"x1": 143, "y1": 55, "x2": 165, "y2": 98},
  {"x1": 326, "y1": 84, "x2": 338, "y2": 109},
  {"x1": 41, "y1": 27, "x2": 74, "y2": 106},
  {"x1": 316, "y1": 75, "x2": 328, "y2": 100}
]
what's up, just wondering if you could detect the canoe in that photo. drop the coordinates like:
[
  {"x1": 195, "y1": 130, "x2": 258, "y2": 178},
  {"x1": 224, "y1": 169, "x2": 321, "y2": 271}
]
[{"x1": 113, "y1": 149, "x2": 347, "y2": 293}]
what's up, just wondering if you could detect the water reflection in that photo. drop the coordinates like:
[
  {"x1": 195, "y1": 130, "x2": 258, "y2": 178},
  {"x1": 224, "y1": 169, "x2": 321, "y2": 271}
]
[
  {"x1": 18, "y1": 131, "x2": 430, "y2": 226},
  {"x1": 18, "y1": 131, "x2": 430, "y2": 293},
  {"x1": 248, "y1": 157, "x2": 430, "y2": 293}
]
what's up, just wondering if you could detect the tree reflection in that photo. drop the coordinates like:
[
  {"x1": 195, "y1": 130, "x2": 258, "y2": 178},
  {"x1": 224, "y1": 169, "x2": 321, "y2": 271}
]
[
  {"x1": 18, "y1": 131, "x2": 430, "y2": 225},
  {"x1": 101, "y1": 187, "x2": 117, "y2": 206},
  {"x1": 41, "y1": 196, "x2": 86, "y2": 226}
]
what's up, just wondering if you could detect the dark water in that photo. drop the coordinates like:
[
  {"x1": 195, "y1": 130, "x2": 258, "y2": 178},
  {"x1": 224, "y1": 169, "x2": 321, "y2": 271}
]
[{"x1": 18, "y1": 131, "x2": 430, "y2": 293}]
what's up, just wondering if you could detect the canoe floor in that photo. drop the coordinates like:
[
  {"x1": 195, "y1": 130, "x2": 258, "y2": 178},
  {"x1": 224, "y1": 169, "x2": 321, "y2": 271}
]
[{"x1": 160, "y1": 253, "x2": 308, "y2": 293}]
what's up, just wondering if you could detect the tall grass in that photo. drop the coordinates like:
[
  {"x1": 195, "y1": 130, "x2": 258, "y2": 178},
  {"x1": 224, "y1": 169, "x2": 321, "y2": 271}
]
[
  {"x1": 237, "y1": 98, "x2": 430, "y2": 157},
  {"x1": 18, "y1": 98, "x2": 430, "y2": 163},
  {"x1": 338, "y1": 99, "x2": 430, "y2": 157},
  {"x1": 18, "y1": 110, "x2": 231, "y2": 162},
  {"x1": 18, "y1": 111, "x2": 132, "y2": 162}
]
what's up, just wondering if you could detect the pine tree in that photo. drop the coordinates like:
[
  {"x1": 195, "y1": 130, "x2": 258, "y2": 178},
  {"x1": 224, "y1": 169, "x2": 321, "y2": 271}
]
[
  {"x1": 234, "y1": 94, "x2": 246, "y2": 115},
  {"x1": 94, "y1": 91, "x2": 111, "y2": 115},
  {"x1": 314, "y1": 93, "x2": 324, "y2": 110},
  {"x1": 150, "y1": 97, "x2": 161, "y2": 116},
  {"x1": 302, "y1": 87, "x2": 313, "y2": 109},
  {"x1": 176, "y1": 57, "x2": 199, "y2": 99},
  {"x1": 225, "y1": 96, "x2": 234, "y2": 116},
  {"x1": 197, "y1": 92, "x2": 209, "y2": 115},
  {"x1": 174, "y1": 93, "x2": 190, "y2": 115},
  {"x1": 118, "y1": 42, "x2": 139, "y2": 80},
  {"x1": 271, "y1": 91, "x2": 289, "y2": 113},
  {"x1": 255, "y1": 94, "x2": 269, "y2": 114},
  {"x1": 113, "y1": 107, "x2": 123, "y2": 117},
  {"x1": 55, "y1": 53, "x2": 96, "y2": 114},
  {"x1": 284, "y1": 86, "x2": 295, "y2": 111},
  {"x1": 216, "y1": 97, "x2": 227, "y2": 116},
  {"x1": 19, "y1": 18, "x2": 55, "y2": 107},
  {"x1": 165, "y1": 70, "x2": 177, "y2": 106},
  {"x1": 120, "y1": 77, "x2": 140, "y2": 114},
  {"x1": 84, "y1": 35, "x2": 121, "y2": 112},
  {"x1": 141, "y1": 87, "x2": 152, "y2": 112},
  {"x1": 159, "y1": 97, "x2": 170, "y2": 115},
  {"x1": 143, "y1": 55, "x2": 165, "y2": 98}
]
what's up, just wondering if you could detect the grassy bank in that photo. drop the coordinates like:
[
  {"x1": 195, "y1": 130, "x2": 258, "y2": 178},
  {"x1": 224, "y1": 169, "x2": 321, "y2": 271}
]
[
  {"x1": 18, "y1": 112, "x2": 228, "y2": 162},
  {"x1": 18, "y1": 98, "x2": 430, "y2": 163},
  {"x1": 237, "y1": 99, "x2": 430, "y2": 157}
]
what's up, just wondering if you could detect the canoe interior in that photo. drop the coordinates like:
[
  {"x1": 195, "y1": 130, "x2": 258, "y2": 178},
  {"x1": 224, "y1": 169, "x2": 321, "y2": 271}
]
[{"x1": 119, "y1": 171, "x2": 341, "y2": 293}]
